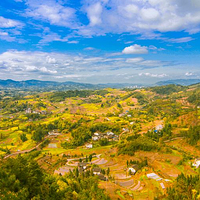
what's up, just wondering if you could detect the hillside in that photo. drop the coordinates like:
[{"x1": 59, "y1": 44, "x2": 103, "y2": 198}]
[{"x1": 0, "y1": 84, "x2": 200, "y2": 199}]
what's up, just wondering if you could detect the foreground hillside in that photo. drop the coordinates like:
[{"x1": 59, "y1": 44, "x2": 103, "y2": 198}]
[{"x1": 0, "y1": 84, "x2": 200, "y2": 199}]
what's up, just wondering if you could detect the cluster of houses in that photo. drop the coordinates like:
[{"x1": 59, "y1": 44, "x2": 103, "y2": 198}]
[
  {"x1": 146, "y1": 173, "x2": 168, "y2": 190},
  {"x1": 154, "y1": 124, "x2": 163, "y2": 133},
  {"x1": 122, "y1": 128, "x2": 129, "y2": 132},
  {"x1": 78, "y1": 162, "x2": 107, "y2": 181},
  {"x1": 92, "y1": 131, "x2": 119, "y2": 141},
  {"x1": 119, "y1": 110, "x2": 132, "y2": 118},
  {"x1": 148, "y1": 124, "x2": 164, "y2": 133},
  {"x1": 48, "y1": 130, "x2": 61, "y2": 137},
  {"x1": 25, "y1": 108, "x2": 47, "y2": 115}
]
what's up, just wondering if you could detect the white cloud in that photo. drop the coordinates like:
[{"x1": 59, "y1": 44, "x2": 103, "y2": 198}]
[
  {"x1": 46, "y1": 56, "x2": 56, "y2": 64},
  {"x1": 122, "y1": 4, "x2": 139, "y2": 18},
  {"x1": 40, "y1": 66, "x2": 57, "y2": 74},
  {"x1": 86, "y1": 2, "x2": 102, "y2": 26},
  {"x1": 24, "y1": 0, "x2": 77, "y2": 28},
  {"x1": 0, "y1": 31, "x2": 8, "y2": 36},
  {"x1": 84, "y1": 47, "x2": 95, "y2": 51},
  {"x1": 55, "y1": 74, "x2": 93, "y2": 79},
  {"x1": 122, "y1": 44, "x2": 148, "y2": 54},
  {"x1": 126, "y1": 57, "x2": 144, "y2": 63},
  {"x1": 0, "y1": 16, "x2": 23, "y2": 28},
  {"x1": 139, "y1": 73, "x2": 167, "y2": 78},
  {"x1": 79, "y1": 0, "x2": 200, "y2": 37},
  {"x1": 9, "y1": 0, "x2": 200, "y2": 43},
  {"x1": 38, "y1": 32, "x2": 68, "y2": 44},
  {"x1": 140, "y1": 8, "x2": 160, "y2": 21},
  {"x1": 67, "y1": 40, "x2": 79, "y2": 44},
  {"x1": 139, "y1": 60, "x2": 163, "y2": 67},
  {"x1": 0, "y1": 31, "x2": 21, "y2": 42},
  {"x1": 168, "y1": 37, "x2": 194, "y2": 43},
  {"x1": 148, "y1": 45, "x2": 165, "y2": 51},
  {"x1": 0, "y1": 50, "x2": 173, "y2": 81},
  {"x1": 185, "y1": 72, "x2": 194, "y2": 76}
]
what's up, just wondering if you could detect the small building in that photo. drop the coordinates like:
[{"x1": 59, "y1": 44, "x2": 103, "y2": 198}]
[
  {"x1": 94, "y1": 132, "x2": 100, "y2": 136},
  {"x1": 33, "y1": 111, "x2": 40, "y2": 114},
  {"x1": 106, "y1": 131, "x2": 114, "y2": 136},
  {"x1": 127, "y1": 115, "x2": 132, "y2": 117},
  {"x1": 128, "y1": 164, "x2": 139, "y2": 175},
  {"x1": 78, "y1": 162, "x2": 87, "y2": 170},
  {"x1": 147, "y1": 173, "x2": 162, "y2": 181},
  {"x1": 113, "y1": 135, "x2": 119, "y2": 141},
  {"x1": 119, "y1": 113, "x2": 125, "y2": 117},
  {"x1": 92, "y1": 136, "x2": 99, "y2": 141},
  {"x1": 48, "y1": 143, "x2": 57, "y2": 148},
  {"x1": 41, "y1": 110, "x2": 47, "y2": 115},
  {"x1": 25, "y1": 108, "x2": 32, "y2": 114},
  {"x1": 192, "y1": 158, "x2": 200, "y2": 168},
  {"x1": 122, "y1": 128, "x2": 129, "y2": 132},
  {"x1": 48, "y1": 130, "x2": 60, "y2": 136},
  {"x1": 98, "y1": 174, "x2": 107, "y2": 181},
  {"x1": 160, "y1": 183, "x2": 165, "y2": 189},
  {"x1": 86, "y1": 144, "x2": 93, "y2": 149},
  {"x1": 156, "y1": 124, "x2": 163, "y2": 131},
  {"x1": 93, "y1": 167, "x2": 101, "y2": 175}
]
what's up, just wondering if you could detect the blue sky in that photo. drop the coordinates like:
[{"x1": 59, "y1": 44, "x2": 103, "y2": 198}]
[{"x1": 0, "y1": 0, "x2": 200, "y2": 84}]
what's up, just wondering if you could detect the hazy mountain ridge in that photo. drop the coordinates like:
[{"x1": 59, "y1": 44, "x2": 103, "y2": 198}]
[
  {"x1": 0, "y1": 79, "x2": 143, "y2": 90},
  {"x1": 0, "y1": 79, "x2": 200, "y2": 90},
  {"x1": 156, "y1": 79, "x2": 200, "y2": 86}
]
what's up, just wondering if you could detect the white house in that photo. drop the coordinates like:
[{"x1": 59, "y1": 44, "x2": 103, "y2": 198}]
[
  {"x1": 86, "y1": 144, "x2": 93, "y2": 149},
  {"x1": 94, "y1": 132, "x2": 100, "y2": 136},
  {"x1": 93, "y1": 167, "x2": 101, "y2": 175},
  {"x1": 147, "y1": 173, "x2": 162, "y2": 181},
  {"x1": 160, "y1": 183, "x2": 165, "y2": 189},
  {"x1": 106, "y1": 131, "x2": 114, "y2": 136},
  {"x1": 25, "y1": 108, "x2": 32, "y2": 114},
  {"x1": 128, "y1": 167, "x2": 136, "y2": 175},
  {"x1": 128, "y1": 164, "x2": 139, "y2": 175},
  {"x1": 122, "y1": 128, "x2": 129, "y2": 132},
  {"x1": 78, "y1": 162, "x2": 87, "y2": 170},
  {"x1": 48, "y1": 130, "x2": 60, "y2": 136},
  {"x1": 156, "y1": 124, "x2": 163, "y2": 131},
  {"x1": 92, "y1": 136, "x2": 99, "y2": 141},
  {"x1": 192, "y1": 159, "x2": 200, "y2": 168}
]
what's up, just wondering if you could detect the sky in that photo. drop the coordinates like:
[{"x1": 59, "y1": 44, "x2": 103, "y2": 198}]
[{"x1": 0, "y1": 0, "x2": 200, "y2": 84}]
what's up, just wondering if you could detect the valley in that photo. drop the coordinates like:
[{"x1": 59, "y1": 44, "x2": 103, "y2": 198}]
[{"x1": 0, "y1": 84, "x2": 200, "y2": 199}]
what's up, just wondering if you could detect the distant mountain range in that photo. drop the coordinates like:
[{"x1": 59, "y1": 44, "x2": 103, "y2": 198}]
[
  {"x1": 0, "y1": 79, "x2": 200, "y2": 90},
  {"x1": 156, "y1": 79, "x2": 200, "y2": 86},
  {"x1": 0, "y1": 79, "x2": 143, "y2": 90}
]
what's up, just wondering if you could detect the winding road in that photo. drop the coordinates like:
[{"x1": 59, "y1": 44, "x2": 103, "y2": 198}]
[{"x1": 4, "y1": 135, "x2": 50, "y2": 159}]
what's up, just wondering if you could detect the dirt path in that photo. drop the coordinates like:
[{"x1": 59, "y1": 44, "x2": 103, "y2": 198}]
[
  {"x1": 92, "y1": 158, "x2": 107, "y2": 165},
  {"x1": 4, "y1": 136, "x2": 51, "y2": 159},
  {"x1": 163, "y1": 137, "x2": 184, "y2": 143},
  {"x1": 54, "y1": 165, "x2": 74, "y2": 175},
  {"x1": 119, "y1": 130, "x2": 126, "y2": 140}
]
